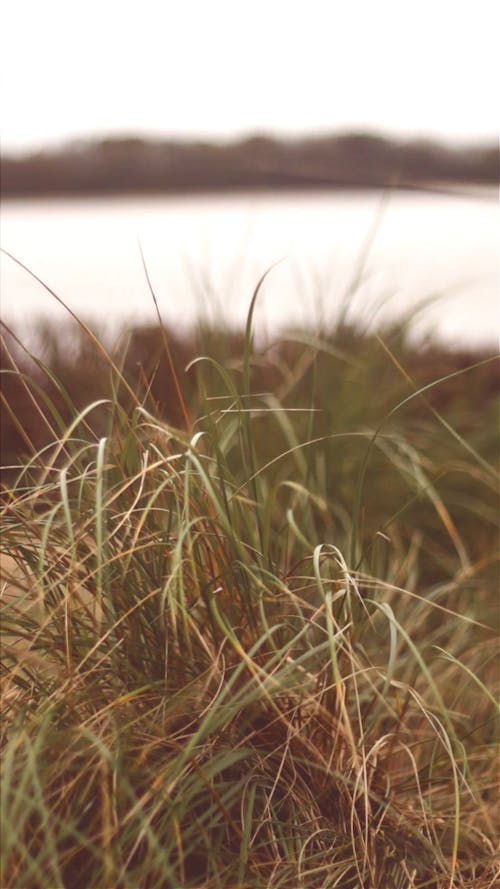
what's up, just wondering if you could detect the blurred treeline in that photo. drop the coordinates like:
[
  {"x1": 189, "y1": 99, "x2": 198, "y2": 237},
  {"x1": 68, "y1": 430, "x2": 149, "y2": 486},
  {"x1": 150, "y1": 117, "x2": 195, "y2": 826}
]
[{"x1": 2, "y1": 131, "x2": 498, "y2": 196}]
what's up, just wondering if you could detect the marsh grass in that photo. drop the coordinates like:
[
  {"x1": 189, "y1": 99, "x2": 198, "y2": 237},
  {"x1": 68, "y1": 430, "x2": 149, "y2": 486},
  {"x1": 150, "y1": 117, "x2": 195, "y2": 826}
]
[{"x1": 1, "y1": 277, "x2": 499, "y2": 887}]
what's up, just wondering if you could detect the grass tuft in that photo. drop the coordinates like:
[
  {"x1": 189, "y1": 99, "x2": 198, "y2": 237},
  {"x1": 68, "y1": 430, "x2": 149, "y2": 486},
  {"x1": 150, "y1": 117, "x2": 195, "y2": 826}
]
[{"x1": 1, "y1": 291, "x2": 499, "y2": 887}]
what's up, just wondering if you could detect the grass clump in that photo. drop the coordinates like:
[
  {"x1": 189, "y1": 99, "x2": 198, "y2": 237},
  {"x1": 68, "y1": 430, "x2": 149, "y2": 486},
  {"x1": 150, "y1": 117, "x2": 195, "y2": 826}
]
[{"x1": 1, "y1": 296, "x2": 499, "y2": 888}]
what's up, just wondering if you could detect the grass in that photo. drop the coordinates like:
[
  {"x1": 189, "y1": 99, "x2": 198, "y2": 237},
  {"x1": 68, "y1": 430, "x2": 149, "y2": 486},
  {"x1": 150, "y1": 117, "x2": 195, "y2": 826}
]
[{"x1": 1, "y1": 276, "x2": 499, "y2": 888}]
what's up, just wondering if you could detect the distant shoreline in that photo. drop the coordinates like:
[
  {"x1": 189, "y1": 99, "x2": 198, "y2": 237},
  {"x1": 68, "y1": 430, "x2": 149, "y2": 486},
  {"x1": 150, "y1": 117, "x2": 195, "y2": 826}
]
[
  {"x1": 2, "y1": 130, "x2": 497, "y2": 198},
  {"x1": 2, "y1": 180, "x2": 497, "y2": 203}
]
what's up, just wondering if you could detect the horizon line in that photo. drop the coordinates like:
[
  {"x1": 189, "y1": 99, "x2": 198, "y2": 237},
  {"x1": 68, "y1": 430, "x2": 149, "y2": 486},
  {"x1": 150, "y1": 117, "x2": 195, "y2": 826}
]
[{"x1": 2, "y1": 125, "x2": 498, "y2": 159}]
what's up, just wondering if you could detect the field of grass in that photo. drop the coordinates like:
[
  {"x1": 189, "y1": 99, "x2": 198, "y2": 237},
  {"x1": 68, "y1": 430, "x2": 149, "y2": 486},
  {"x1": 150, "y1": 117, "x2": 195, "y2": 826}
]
[{"x1": 1, "y1": 280, "x2": 499, "y2": 887}]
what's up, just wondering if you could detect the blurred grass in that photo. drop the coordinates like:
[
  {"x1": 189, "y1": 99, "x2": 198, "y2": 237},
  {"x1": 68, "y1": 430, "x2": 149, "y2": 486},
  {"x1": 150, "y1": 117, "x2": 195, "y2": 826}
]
[{"x1": 1, "y1": 303, "x2": 499, "y2": 888}]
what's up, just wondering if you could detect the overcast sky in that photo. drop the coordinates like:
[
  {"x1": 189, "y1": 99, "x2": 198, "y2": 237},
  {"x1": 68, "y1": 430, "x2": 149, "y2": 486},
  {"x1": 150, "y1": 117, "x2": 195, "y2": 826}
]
[{"x1": 1, "y1": 0, "x2": 497, "y2": 154}]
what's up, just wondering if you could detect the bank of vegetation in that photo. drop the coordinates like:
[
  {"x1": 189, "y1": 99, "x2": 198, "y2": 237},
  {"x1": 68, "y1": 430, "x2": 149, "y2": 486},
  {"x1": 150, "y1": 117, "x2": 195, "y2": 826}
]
[
  {"x1": 2, "y1": 130, "x2": 498, "y2": 197},
  {"x1": 1, "y1": 283, "x2": 499, "y2": 887}
]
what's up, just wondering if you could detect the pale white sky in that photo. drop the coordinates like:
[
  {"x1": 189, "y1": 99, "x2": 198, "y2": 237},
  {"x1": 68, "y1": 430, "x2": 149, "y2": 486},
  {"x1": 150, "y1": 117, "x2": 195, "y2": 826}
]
[{"x1": 1, "y1": 0, "x2": 497, "y2": 154}]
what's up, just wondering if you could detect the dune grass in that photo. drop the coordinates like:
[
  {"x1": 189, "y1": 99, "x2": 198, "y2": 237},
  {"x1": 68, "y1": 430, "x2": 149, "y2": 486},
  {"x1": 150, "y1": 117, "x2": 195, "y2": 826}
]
[{"x1": 1, "y1": 285, "x2": 499, "y2": 887}]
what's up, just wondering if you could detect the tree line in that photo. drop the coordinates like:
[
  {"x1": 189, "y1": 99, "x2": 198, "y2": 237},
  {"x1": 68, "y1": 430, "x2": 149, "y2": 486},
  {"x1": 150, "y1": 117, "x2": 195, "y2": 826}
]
[{"x1": 2, "y1": 131, "x2": 498, "y2": 196}]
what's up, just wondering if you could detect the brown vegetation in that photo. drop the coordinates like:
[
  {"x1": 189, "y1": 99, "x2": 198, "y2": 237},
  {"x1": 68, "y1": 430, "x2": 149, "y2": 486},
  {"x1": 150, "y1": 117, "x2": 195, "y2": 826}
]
[{"x1": 2, "y1": 131, "x2": 498, "y2": 197}]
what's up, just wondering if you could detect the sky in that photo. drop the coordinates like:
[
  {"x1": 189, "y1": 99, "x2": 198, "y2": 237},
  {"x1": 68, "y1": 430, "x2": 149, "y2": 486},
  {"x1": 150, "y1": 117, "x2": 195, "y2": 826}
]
[{"x1": 1, "y1": 0, "x2": 497, "y2": 154}]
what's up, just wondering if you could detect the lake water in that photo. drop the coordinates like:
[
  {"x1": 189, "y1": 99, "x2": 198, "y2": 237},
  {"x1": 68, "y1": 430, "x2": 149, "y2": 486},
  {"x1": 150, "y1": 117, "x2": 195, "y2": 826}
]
[{"x1": 1, "y1": 188, "x2": 498, "y2": 347}]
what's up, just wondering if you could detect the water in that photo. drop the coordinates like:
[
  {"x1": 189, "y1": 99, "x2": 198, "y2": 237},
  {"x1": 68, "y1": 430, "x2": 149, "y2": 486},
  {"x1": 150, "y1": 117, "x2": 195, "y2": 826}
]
[{"x1": 1, "y1": 188, "x2": 498, "y2": 346}]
